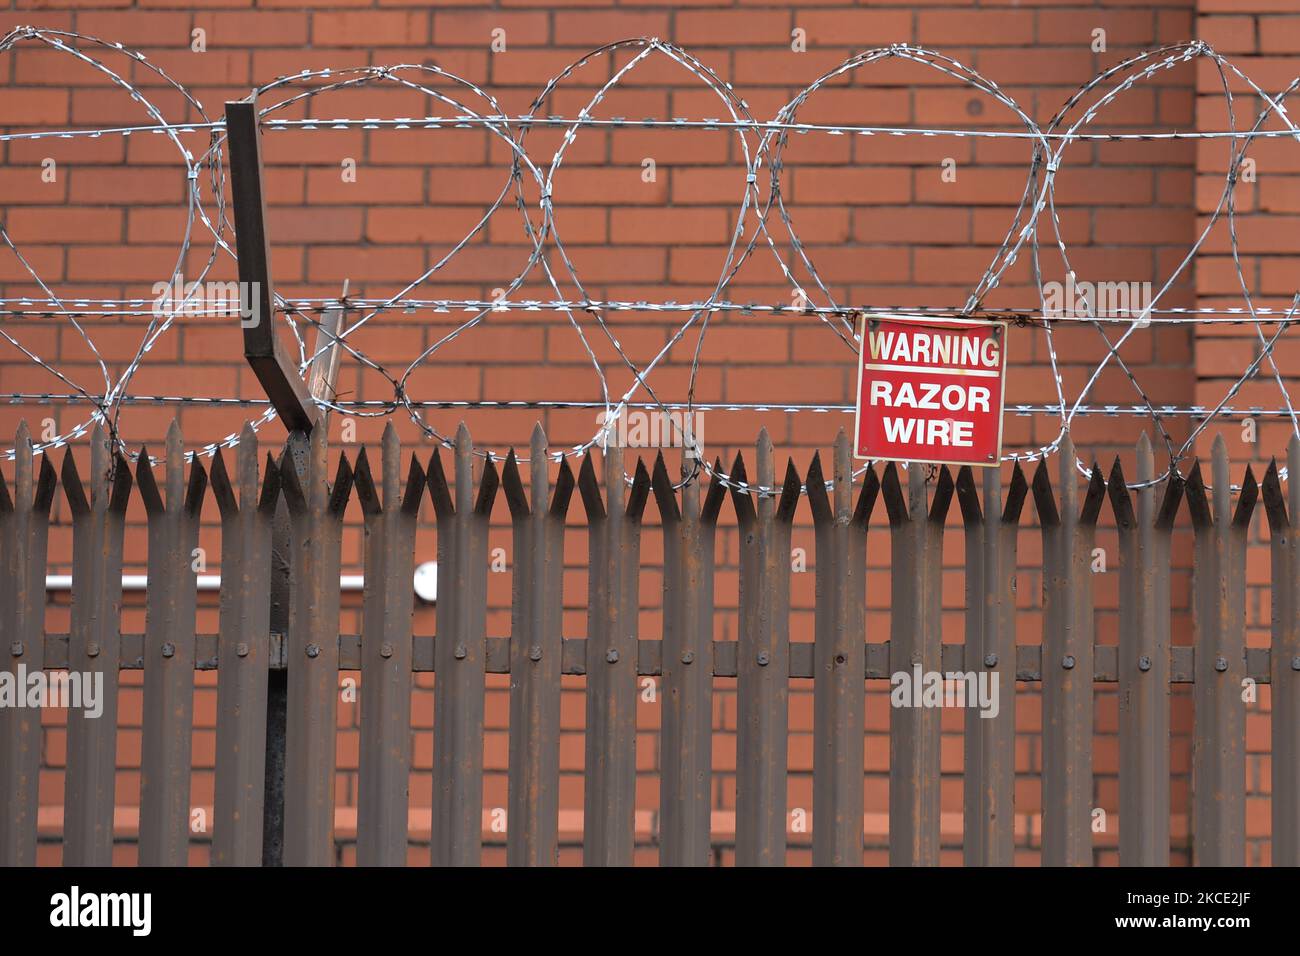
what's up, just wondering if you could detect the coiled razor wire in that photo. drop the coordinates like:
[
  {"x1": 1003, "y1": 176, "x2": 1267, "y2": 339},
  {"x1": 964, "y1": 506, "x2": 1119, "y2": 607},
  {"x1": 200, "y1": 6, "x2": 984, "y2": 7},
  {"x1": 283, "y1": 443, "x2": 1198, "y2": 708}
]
[{"x1": 1, "y1": 29, "x2": 1298, "y2": 495}]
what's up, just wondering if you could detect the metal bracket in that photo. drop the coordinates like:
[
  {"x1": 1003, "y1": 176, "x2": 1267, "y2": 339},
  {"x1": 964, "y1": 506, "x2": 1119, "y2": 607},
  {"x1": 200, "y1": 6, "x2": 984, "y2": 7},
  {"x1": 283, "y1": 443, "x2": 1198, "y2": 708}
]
[{"x1": 226, "y1": 98, "x2": 328, "y2": 433}]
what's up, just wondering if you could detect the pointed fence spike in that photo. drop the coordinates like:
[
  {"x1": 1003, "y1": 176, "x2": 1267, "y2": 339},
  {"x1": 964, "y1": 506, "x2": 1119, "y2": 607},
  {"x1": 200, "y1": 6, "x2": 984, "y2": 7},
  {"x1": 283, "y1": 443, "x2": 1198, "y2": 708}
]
[
  {"x1": 401, "y1": 453, "x2": 426, "y2": 516},
  {"x1": 955, "y1": 465, "x2": 981, "y2": 525},
  {"x1": 1002, "y1": 461, "x2": 1027, "y2": 525},
  {"x1": 501, "y1": 450, "x2": 529, "y2": 521},
  {"x1": 651, "y1": 452, "x2": 680, "y2": 524},
  {"x1": 352, "y1": 446, "x2": 380, "y2": 516},
  {"x1": 577, "y1": 451, "x2": 604, "y2": 520},
  {"x1": 529, "y1": 424, "x2": 548, "y2": 513},
  {"x1": 136, "y1": 446, "x2": 163, "y2": 515},
  {"x1": 427, "y1": 448, "x2": 453, "y2": 518},
  {"x1": 258, "y1": 453, "x2": 281, "y2": 515},
  {"x1": 210, "y1": 447, "x2": 238, "y2": 518},
  {"x1": 381, "y1": 423, "x2": 401, "y2": 509},
  {"x1": 880, "y1": 461, "x2": 906, "y2": 526},
  {"x1": 184, "y1": 455, "x2": 207, "y2": 517},
  {"x1": 701, "y1": 457, "x2": 727, "y2": 526},
  {"x1": 832, "y1": 432, "x2": 852, "y2": 517},
  {"x1": 805, "y1": 451, "x2": 830, "y2": 525},
  {"x1": 1212, "y1": 435, "x2": 1231, "y2": 527},
  {"x1": 551, "y1": 458, "x2": 575, "y2": 519}
]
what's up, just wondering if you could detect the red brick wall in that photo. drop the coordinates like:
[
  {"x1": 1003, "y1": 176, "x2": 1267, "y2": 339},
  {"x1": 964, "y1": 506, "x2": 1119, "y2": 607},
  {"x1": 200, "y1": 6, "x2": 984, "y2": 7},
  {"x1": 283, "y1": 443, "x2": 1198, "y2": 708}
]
[{"x1": 1, "y1": 0, "x2": 1295, "y2": 864}]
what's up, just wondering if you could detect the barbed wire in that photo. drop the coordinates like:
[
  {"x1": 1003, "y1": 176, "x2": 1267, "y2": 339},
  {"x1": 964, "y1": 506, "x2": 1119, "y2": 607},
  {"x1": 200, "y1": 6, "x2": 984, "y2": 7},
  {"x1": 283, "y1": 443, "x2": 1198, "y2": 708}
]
[
  {"x1": 5, "y1": 298, "x2": 1300, "y2": 322},
  {"x1": 5, "y1": 393, "x2": 1296, "y2": 418},
  {"x1": 1, "y1": 28, "x2": 1298, "y2": 494}
]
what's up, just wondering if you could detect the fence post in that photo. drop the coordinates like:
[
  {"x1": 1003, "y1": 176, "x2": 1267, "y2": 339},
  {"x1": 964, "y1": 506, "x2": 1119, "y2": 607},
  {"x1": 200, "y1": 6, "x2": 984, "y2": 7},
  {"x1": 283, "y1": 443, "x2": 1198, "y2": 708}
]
[
  {"x1": 578, "y1": 444, "x2": 649, "y2": 866},
  {"x1": 210, "y1": 424, "x2": 279, "y2": 866},
  {"x1": 260, "y1": 432, "x2": 305, "y2": 866},
  {"x1": 428, "y1": 424, "x2": 498, "y2": 866},
  {"x1": 807, "y1": 433, "x2": 876, "y2": 866},
  {"x1": 228, "y1": 98, "x2": 345, "y2": 866},
  {"x1": 1108, "y1": 433, "x2": 1181, "y2": 866},
  {"x1": 502, "y1": 425, "x2": 573, "y2": 866},
  {"x1": 279, "y1": 425, "x2": 352, "y2": 865},
  {"x1": 0, "y1": 422, "x2": 57, "y2": 866},
  {"x1": 137, "y1": 422, "x2": 207, "y2": 866},
  {"x1": 956, "y1": 461, "x2": 1025, "y2": 866},
  {"x1": 1263, "y1": 435, "x2": 1300, "y2": 865},
  {"x1": 354, "y1": 424, "x2": 425, "y2": 865},
  {"x1": 730, "y1": 429, "x2": 799, "y2": 866},
  {"x1": 882, "y1": 461, "x2": 952, "y2": 866},
  {"x1": 1186, "y1": 435, "x2": 1255, "y2": 865},
  {"x1": 61, "y1": 423, "x2": 132, "y2": 866},
  {"x1": 654, "y1": 452, "x2": 725, "y2": 867}
]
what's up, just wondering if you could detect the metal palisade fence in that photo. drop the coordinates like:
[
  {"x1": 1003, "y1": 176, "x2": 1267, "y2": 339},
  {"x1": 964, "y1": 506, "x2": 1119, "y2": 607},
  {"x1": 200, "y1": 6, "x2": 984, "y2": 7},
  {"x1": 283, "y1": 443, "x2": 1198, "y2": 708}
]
[{"x1": 0, "y1": 419, "x2": 1297, "y2": 867}]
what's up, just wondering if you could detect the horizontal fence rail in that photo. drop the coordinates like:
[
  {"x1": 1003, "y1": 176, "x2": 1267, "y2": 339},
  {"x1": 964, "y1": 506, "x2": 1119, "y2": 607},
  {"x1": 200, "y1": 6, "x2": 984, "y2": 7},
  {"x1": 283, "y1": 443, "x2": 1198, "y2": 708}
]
[{"x1": 0, "y1": 419, "x2": 1297, "y2": 867}]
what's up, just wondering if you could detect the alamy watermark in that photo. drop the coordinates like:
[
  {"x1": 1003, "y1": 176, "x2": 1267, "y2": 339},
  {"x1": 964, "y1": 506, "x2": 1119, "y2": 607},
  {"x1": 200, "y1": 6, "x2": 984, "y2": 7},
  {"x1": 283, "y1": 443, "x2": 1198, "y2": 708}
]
[
  {"x1": 50, "y1": 886, "x2": 151, "y2": 936},
  {"x1": 152, "y1": 275, "x2": 260, "y2": 326},
  {"x1": 890, "y1": 664, "x2": 1000, "y2": 719},
  {"x1": 0, "y1": 664, "x2": 104, "y2": 719},
  {"x1": 1043, "y1": 272, "x2": 1153, "y2": 326},
  {"x1": 596, "y1": 407, "x2": 705, "y2": 460}
]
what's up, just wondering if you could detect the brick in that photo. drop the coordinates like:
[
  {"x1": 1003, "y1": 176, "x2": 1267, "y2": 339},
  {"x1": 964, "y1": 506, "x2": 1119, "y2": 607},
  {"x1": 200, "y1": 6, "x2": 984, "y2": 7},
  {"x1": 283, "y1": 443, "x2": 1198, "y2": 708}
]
[
  {"x1": 610, "y1": 207, "x2": 731, "y2": 244},
  {"x1": 432, "y1": 11, "x2": 549, "y2": 46},
  {"x1": 306, "y1": 167, "x2": 425, "y2": 205},
  {"x1": 5, "y1": 208, "x2": 123, "y2": 243},
  {"x1": 553, "y1": 11, "x2": 669, "y2": 46},
  {"x1": 792, "y1": 166, "x2": 911, "y2": 204},
  {"x1": 1259, "y1": 15, "x2": 1300, "y2": 53},
  {"x1": 76, "y1": 12, "x2": 194, "y2": 45},
  {"x1": 796, "y1": 10, "x2": 912, "y2": 45},
  {"x1": 1197, "y1": 15, "x2": 1259, "y2": 54},
  {"x1": 917, "y1": 10, "x2": 1036, "y2": 45},
  {"x1": 914, "y1": 166, "x2": 1041, "y2": 204},
  {"x1": 205, "y1": 11, "x2": 308, "y2": 46},
  {"x1": 1095, "y1": 208, "x2": 1195, "y2": 244},
  {"x1": 1200, "y1": 0, "x2": 1300, "y2": 11},
  {"x1": 1, "y1": 89, "x2": 69, "y2": 125},
  {"x1": 1036, "y1": 10, "x2": 1156, "y2": 46},
  {"x1": 675, "y1": 11, "x2": 792, "y2": 46},
  {"x1": 68, "y1": 168, "x2": 188, "y2": 204},
  {"x1": 312, "y1": 11, "x2": 430, "y2": 47}
]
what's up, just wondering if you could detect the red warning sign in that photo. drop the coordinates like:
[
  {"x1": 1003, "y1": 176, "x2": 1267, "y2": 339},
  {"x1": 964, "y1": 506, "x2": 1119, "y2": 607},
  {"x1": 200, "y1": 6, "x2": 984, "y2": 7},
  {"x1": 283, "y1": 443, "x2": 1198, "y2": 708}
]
[{"x1": 853, "y1": 314, "x2": 1007, "y2": 467}]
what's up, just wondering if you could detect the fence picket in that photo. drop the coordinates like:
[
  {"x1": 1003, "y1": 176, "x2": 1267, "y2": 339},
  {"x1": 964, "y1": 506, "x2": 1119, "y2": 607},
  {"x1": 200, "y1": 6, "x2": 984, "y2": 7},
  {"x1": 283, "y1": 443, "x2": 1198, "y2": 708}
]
[
  {"x1": 808, "y1": 433, "x2": 875, "y2": 866},
  {"x1": 355, "y1": 424, "x2": 424, "y2": 866},
  {"x1": 578, "y1": 445, "x2": 648, "y2": 866},
  {"x1": 730, "y1": 430, "x2": 799, "y2": 866},
  {"x1": 882, "y1": 461, "x2": 952, "y2": 866},
  {"x1": 0, "y1": 422, "x2": 57, "y2": 866},
  {"x1": 1034, "y1": 436, "x2": 1105, "y2": 866},
  {"x1": 210, "y1": 425, "x2": 279, "y2": 866},
  {"x1": 428, "y1": 424, "x2": 497, "y2": 866},
  {"x1": 503, "y1": 425, "x2": 573, "y2": 866},
  {"x1": 61, "y1": 423, "x2": 132, "y2": 866},
  {"x1": 957, "y1": 462, "x2": 1025, "y2": 866},
  {"x1": 1187, "y1": 436, "x2": 1255, "y2": 865},
  {"x1": 1108, "y1": 434, "x2": 1181, "y2": 865},
  {"x1": 137, "y1": 422, "x2": 206, "y2": 866},
  {"x1": 654, "y1": 452, "x2": 725, "y2": 867},
  {"x1": 280, "y1": 425, "x2": 352, "y2": 866}
]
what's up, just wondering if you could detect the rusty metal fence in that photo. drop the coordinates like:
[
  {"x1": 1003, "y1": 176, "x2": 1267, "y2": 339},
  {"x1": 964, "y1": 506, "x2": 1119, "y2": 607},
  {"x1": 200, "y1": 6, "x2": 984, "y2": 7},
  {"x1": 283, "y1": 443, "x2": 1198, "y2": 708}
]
[{"x1": 1, "y1": 419, "x2": 1297, "y2": 867}]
